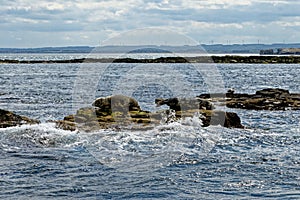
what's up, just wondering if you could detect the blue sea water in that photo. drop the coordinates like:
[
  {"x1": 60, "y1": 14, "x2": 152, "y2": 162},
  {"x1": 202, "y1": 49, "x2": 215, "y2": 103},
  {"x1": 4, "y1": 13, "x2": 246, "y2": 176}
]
[{"x1": 0, "y1": 59, "x2": 300, "y2": 199}]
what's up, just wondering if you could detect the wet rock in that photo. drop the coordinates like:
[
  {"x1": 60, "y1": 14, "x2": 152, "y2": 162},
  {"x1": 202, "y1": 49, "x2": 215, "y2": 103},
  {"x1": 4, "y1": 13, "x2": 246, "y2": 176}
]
[
  {"x1": 200, "y1": 110, "x2": 244, "y2": 128},
  {"x1": 0, "y1": 109, "x2": 40, "y2": 128},
  {"x1": 174, "y1": 109, "x2": 243, "y2": 128},
  {"x1": 93, "y1": 95, "x2": 141, "y2": 113},
  {"x1": 55, "y1": 120, "x2": 76, "y2": 132},
  {"x1": 156, "y1": 98, "x2": 243, "y2": 128},
  {"x1": 226, "y1": 88, "x2": 300, "y2": 110},
  {"x1": 155, "y1": 97, "x2": 214, "y2": 111},
  {"x1": 57, "y1": 94, "x2": 244, "y2": 132},
  {"x1": 255, "y1": 88, "x2": 289, "y2": 98},
  {"x1": 199, "y1": 88, "x2": 300, "y2": 111},
  {"x1": 57, "y1": 95, "x2": 161, "y2": 132}
]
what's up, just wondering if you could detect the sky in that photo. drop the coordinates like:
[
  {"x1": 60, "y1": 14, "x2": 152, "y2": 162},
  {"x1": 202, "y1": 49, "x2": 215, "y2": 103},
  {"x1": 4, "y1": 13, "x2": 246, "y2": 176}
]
[{"x1": 1, "y1": 0, "x2": 300, "y2": 47}]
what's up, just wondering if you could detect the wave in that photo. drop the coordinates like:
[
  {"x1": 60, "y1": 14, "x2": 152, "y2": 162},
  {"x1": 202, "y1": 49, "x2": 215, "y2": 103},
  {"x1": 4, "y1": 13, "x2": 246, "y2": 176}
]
[{"x1": 0, "y1": 114, "x2": 225, "y2": 172}]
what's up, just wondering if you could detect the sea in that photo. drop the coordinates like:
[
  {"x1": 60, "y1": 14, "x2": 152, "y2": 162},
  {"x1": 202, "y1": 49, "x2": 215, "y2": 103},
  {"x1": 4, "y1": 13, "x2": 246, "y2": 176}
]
[{"x1": 0, "y1": 53, "x2": 300, "y2": 199}]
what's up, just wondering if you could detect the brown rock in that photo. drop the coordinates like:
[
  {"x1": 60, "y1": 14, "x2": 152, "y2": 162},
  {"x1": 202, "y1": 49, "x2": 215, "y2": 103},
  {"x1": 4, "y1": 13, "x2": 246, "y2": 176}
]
[
  {"x1": 199, "y1": 110, "x2": 244, "y2": 128},
  {"x1": 199, "y1": 88, "x2": 300, "y2": 111},
  {"x1": 93, "y1": 95, "x2": 141, "y2": 113},
  {"x1": 0, "y1": 109, "x2": 40, "y2": 128}
]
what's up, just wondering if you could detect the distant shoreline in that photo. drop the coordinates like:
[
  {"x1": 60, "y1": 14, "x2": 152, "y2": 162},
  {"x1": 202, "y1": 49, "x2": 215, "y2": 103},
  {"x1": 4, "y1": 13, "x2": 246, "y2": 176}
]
[{"x1": 1, "y1": 55, "x2": 300, "y2": 64}]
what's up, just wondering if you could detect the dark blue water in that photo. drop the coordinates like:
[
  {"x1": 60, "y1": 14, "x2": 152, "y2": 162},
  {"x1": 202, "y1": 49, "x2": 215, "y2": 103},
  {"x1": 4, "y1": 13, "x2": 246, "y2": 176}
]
[{"x1": 0, "y1": 62, "x2": 300, "y2": 199}]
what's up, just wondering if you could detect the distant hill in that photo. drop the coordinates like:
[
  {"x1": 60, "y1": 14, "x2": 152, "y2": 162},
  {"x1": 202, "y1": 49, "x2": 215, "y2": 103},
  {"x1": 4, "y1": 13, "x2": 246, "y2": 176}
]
[
  {"x1": 1, "y1": 43, "x2": 300, "y2": 54},
  {"x1": 0, "y1": 46, "x2": 93, "y2": 53}
]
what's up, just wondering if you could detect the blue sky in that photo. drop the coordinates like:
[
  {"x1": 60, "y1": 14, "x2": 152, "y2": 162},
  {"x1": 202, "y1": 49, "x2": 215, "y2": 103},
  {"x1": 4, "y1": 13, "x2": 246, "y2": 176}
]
[{"x1": 1, "y1": 0, "x2": 300, "y2": 47}]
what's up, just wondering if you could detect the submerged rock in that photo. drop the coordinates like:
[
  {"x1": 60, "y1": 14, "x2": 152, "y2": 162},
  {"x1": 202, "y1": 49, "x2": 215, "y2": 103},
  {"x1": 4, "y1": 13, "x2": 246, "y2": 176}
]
[{"x1": 0, "y1": 109, "x2": 40, "y2": 128}]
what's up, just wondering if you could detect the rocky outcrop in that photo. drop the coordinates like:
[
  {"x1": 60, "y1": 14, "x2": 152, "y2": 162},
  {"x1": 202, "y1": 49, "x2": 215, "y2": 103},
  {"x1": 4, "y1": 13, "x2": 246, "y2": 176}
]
[
  {"x1": 2, "y1": 55, "x2": 300, "y2": 64},
  {"x1": 56, "y1": 95, "x2": 159, "y2": 132},
  {"x1": 227, "y1": 88, "x2": 300, "y2": 110},
  {"x1": 57, "y1": 95, "x2": 243, "y2": 131},
  {"x1": 200, "y1": 110, "x2": 244, "y2": 128},
  {"x1": 199, "y1": 88, "x2": 300, "y2": 110},
  {"x1": 0, "y1": 109, "x2": 40, "y2": 128},
  {"x1": 161, "y1": 108, "x2": 243, "y2": 129},
  {"x1": 154, "y1": 97, "x2": 243, "y2": 128},
  {"x1": 92, "y1": 95, "x2": 141, "y2": 113}
]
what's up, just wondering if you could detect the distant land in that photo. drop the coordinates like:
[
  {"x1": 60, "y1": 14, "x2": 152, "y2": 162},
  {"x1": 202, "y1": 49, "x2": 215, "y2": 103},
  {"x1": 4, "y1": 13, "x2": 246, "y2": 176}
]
[{"x1": 1, "y1": 43, "x2": 300, "y2": 54}]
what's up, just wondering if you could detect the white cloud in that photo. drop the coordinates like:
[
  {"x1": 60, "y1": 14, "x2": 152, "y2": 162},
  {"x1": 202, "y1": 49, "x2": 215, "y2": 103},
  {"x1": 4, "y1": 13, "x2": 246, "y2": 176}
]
[{"x1": 1, "y1": 0, "x2": 300, "y2": 47}]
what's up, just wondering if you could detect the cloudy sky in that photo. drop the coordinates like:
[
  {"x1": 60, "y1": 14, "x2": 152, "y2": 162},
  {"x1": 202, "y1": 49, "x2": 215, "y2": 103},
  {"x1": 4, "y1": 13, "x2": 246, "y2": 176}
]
[{"x1": 1, "y1": 0, "x2": 300, "y2": 47}]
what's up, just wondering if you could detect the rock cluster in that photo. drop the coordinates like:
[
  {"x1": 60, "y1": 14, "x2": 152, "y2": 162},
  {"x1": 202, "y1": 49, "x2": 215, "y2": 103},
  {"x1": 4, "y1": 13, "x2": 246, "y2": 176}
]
[
  {"x1": 0, "y1": 109, "x2": 40, "y2": 128},
  {"x1": 56, "y1": 95, "x2": 160, "y2": 132},
  {"x1": 2, "y1": 56, "x2": 300, "y2": 64},
  {"x1": 2, "y1": 88, "x2": 298, "y2": 132},
  {"x1": 198, "y1": 88, "x2": 300, "y2": 110},
  {"x1": 225, "y1": 88, "x2": 299, "y2": 110},
  {"x1": 155, "y1": 97, "x2": 243, "y2": 128},
  {"x1": 57, "y1": 95, "x2": 244, "y2": 132}
]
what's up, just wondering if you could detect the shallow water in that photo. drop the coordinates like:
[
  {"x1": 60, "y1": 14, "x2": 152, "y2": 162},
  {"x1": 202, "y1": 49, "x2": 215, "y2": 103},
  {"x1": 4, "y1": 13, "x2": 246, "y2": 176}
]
[{"x1": 0, "y1": 61, "x2": 300, "y2": 199}]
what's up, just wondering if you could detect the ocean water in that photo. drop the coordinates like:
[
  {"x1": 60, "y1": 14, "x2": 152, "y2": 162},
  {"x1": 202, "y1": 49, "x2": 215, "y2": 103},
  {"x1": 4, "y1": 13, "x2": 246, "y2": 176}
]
[
  {"x1": 0, "y1": 59, "x2": 300, "y2": 199},
  {"x1": 0, "y1": 53, "x2": 260, "y2": 61}
]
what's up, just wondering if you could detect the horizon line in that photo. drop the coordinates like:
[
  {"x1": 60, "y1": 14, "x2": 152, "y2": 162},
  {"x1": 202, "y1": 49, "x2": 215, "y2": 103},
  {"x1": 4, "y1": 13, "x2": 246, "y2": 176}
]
[{"x1": 1, "y1": 42, "x2": 300, "y2": 49}]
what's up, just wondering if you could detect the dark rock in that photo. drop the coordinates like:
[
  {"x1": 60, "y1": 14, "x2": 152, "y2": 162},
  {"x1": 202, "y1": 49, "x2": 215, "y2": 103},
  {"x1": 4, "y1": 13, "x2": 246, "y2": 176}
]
[
  {"x1": 226, "y1": 88, "x2": 300, "y2": 110},
  {"x1": 200, "y1": 110, "x2": 244, "y2": 128},
  {"x1": 0, "y1": 109, "x2": 40, "y2": 128},
  {"x1": 255, "y1": 88, "x2": 289, "y2": 98},
  {"x1": 93, "y1": 95, "x2": 141, "y2": 113},
  {"x1": 55, "y1": 120, "x2": 76, "y2": 132},
  {"x1": 199, "y1": 88, "x2": 300, "y2": 111},
  {"x1": 155, "y1": 97, "x2": 214, "y2": 111},
  {"x1": 174, "y1": 109, "x2": 243, "y2": 128}
]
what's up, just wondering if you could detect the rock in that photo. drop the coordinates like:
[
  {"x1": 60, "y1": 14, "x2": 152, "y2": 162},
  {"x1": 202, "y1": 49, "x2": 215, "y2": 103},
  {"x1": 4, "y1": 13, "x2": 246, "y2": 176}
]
[
  {"x1": 156, "y1": 98, "x2": 243, "y2": 128},
  {"x1": 255, "y1": 88, "x2": 289, "y2": 98},
  {"x1": 200, "y1": 110, "x2": 243, "y2": 128},
  {"x1": 226, "y1": 88, "x2": 300, "y2": 110},
  {"x1": 155, "y1": 97, "x2": 214, "y2": 111},
  {"x1": 199, "y1": 88, "x2": 300, "y2": 111},
  {"x1": 57, "y1": 95, "x2": 161, "y2": 132},
  {"x1": 174, "y1": 109, "x2": 243, "y2": 128},
  {"x1": 55, "y1": 120, "x2": 76, "y2": 132},
  {"x1": 0, "y1": 109, "x2": 40, "y2": 128},
  {"x1": 93, "y1": 95, "x2": 141, "y2": 113}
]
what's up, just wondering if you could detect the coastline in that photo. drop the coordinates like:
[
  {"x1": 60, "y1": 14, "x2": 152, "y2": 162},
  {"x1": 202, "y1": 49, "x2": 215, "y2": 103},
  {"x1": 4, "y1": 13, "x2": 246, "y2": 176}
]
[{"x1": 1, "y1": 55, "x2": 300, "y2": 64}]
